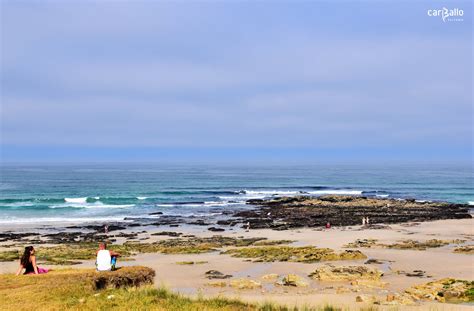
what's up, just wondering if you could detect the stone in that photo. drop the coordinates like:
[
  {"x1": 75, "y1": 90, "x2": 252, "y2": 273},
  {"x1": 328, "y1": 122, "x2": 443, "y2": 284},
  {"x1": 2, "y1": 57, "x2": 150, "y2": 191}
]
[
  {"x1": 261, "y1": 273, "x2": 279, "y2": 280},
  {"x1": 230, "y1": 279, "x2": 262, "y2": 289},
  {"x1": 236, "y1": 195, "x2": 472, "y2": 229},
  {"x1": 206, "y1": 281, "x2": 227, "y2": 287},
  {"x1": 208, "y1": 227, "x2": 225, "y2": 232},
  {"x1": 364, "y1": 258, "x2": 384, "y2": 264},
  {"x1": 453, "y1": 245, "x2": 474, "y2": 254},
  {"x1": 279, "y1": 274, "x2": 309, "y2": 287},
  {"x1": 204, "y1": 270, "x2": 232, "y2": 279},
  {"x1": 309, "y1": 265, "x2": 383, "y2": 282},
  {"x1": 355, "y1": 295, "x2": 378, "y2": 303},
  {"x1": 404, "y1": 278, "x2": 474, "y2": 303}
]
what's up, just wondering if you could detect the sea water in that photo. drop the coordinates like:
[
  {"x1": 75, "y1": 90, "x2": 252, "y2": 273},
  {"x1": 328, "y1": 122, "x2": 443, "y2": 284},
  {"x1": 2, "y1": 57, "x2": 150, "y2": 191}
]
[{"x1": 0, "y1": 163, "x2": 472, "y2": 225}]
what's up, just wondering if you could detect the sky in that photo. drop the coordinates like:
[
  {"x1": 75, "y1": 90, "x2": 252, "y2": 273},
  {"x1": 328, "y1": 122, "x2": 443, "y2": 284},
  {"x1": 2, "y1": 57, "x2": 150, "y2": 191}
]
[{"x1": 0, "y1": 0, "x2": 472, "y2": 163}]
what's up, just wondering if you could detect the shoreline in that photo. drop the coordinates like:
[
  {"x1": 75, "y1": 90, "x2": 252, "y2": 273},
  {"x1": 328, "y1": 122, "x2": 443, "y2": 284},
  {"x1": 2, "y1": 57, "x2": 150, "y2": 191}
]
[
  {"x1": 1, "y1": 195, "x2": 473, "y2": 309},
  {"x1": 1, "y1": 216, "x2": 473, "y2": 309}
]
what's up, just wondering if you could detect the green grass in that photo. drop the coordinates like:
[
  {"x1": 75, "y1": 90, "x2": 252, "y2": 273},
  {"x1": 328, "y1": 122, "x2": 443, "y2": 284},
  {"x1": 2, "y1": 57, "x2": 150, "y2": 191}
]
[
  {"x1": 0, "y1": 268, "x2": 342, "y2": 311},
  {"x1": 0, "y1": 236, "x2": 288, "y2": 265}
]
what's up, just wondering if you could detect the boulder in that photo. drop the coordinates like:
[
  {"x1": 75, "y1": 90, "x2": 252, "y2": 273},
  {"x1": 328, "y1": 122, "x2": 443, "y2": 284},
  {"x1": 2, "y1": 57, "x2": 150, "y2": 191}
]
[
  {"x1": 278, "y1": 274, "x2": 309, "y2": 287},
  {"x1": 204, "y1": 270, "x2": 232, "y2": 279},
  {"x1": 261, "y1": 273, "x2": 279, "y2": 280},
  {"x1": 309, "y1": 265, "x2": 383, "y2": 282},
  {"x1": 355, "y1": 295, "x2": 378, "y2": 303},
  {"x1": 404, "y1": 278, "x2": 474, "y2": 303},
  {"x1": 206, "y1": 281, "x2": 227, "y2": 287},
  {"x1": 230, "y1": 279, "x2": 262, "y2": 289}
]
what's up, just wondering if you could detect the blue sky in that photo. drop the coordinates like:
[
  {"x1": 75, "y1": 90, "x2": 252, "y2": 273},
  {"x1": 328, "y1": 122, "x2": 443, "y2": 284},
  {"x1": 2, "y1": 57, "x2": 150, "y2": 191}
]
[{"x1": 1, "y1": 1, "x2": 472, "y2": 163}]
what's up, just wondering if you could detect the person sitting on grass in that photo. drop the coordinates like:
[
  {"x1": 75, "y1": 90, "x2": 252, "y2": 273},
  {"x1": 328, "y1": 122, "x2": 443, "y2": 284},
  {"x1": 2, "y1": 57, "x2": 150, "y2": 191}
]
[
  {"x1": 96, "y1": 242, "x2": 120, "y2": 271},
  {"x1": 16, "y1": 246, "x2": 49, "y2": 275}
]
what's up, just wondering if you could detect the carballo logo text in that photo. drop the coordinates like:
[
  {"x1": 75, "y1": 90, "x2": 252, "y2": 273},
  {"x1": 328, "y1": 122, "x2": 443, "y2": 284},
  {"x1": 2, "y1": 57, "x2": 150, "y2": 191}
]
[{"x1": 427, "y1": 7, "x2": 464, "y2": 22}]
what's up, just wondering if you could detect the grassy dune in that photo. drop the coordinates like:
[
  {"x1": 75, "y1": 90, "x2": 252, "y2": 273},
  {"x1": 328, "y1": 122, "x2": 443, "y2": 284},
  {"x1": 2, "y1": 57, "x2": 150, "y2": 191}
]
[{"x1": 0, "y1": 267, "x2": 338, "y2": 311}]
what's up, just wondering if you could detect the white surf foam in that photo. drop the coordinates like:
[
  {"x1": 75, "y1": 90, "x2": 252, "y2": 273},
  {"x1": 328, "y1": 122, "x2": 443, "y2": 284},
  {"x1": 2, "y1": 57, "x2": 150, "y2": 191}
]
[
  {"x1": 221, "y1": 189, "x2": 363, "y2": 200},
  {"x1": 204, "y1": 201, "x2": 242, "y2": 206},
  {"x1": 229, "y1": 190, "x2": 303, "y2": 199},
  {"x1": 0, "y1": 216, "x2": 129, "y2": 224},
  {"x1": 376, "y1": 194, "x2": 389, "y2": 198},
  {"x1": 1, "y1": 202, "x2": 35, "y2": 207},
  {"x1": 156, "y1": 201, "x2": 243, "y2": 208},
  {"x1": 468, "y1": 201, "x2": 474, "y2": 206},
  {"x1": 137, "y1": 197, "x2": 148, "y2": 200},
  {"x1": 65, "y1": 197, "x2": 88, "y2": 203},
  {"x1": 50, "y1": 202, "x2": 135, "y2": 209},
  {"x1": 307, "y1": 189, "x2": 363, "y2": 195}
]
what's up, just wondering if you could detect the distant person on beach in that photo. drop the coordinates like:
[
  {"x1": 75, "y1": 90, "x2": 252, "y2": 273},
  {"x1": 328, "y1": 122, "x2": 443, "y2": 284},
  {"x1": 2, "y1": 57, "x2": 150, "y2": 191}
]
[
  {"x1": 96, "y1": 242, "x2": 120, "y2": 271},
  {"x1": 15, "y1": 246, "x2": 49, "y2": 275}
]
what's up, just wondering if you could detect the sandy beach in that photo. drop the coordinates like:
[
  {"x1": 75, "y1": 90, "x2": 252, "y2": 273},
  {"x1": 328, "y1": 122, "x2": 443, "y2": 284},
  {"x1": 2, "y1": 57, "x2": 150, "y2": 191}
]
[{"x1": 1, "y1": 217, "x2": 473, "y2": 310}]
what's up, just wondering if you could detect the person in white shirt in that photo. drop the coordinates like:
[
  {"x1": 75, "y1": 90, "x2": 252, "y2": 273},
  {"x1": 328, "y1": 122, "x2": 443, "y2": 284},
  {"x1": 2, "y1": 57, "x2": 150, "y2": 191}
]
[{"x1": 96, "y1": 242, "x2": 120, "y2": 271}]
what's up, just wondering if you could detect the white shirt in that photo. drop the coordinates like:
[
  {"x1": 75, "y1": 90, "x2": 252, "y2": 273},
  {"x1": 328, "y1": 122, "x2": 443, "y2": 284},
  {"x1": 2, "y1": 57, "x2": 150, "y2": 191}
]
[{"x1": 96, "y1": 250, "x2": 112, "y2": 271}]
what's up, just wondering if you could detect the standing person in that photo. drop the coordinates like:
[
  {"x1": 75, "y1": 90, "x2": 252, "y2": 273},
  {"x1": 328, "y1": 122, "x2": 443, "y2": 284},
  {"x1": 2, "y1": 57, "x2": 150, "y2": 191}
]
[
  {"x1": 96, "y1": 242, "x2": 120, "y2": 271},
  {"x1": 16, "y1": 246, "x2": 49, "y2": 275}
]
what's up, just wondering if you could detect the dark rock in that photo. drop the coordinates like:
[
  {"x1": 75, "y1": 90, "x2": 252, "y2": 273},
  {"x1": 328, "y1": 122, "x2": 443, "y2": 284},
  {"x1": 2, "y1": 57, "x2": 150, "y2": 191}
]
[
  {"x1": 364, "y1": 259, "x2": 384, "y2": 265},
  {"x1": 208, "y1": 227, "x2": 225, "y2": 232},
  {"x1": 237, "y1": 195, "x2": 472, "y2": 230},
  {"x1": 151, "y1": 231, "x2": 182, "y2": 237},
  {"x1": 205, "y1": 270, "x2": 232, "y2": 279},
  {"x1": 187, "y1": 220, "x2": 211, "y2": 226}
]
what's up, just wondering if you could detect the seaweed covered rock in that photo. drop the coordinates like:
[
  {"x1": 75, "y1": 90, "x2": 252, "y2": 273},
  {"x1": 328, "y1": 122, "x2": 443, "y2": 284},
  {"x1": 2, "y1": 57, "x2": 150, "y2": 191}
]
[
  {"x1": 278, "y1": 274, "x2": 309, "y2": 287},
  {"x1": 453, "y1": 245, "x2": 474, "y2": 254},
  {"x1": 345, "y1": 238, "x2": 465, "y2": 251},
  {"x1": 230, "y1": 279, "x2": 262, "y2": 289},
  {"x1": 237, "y1": 195, "x2": 472, "y2": 229},
  {"x1": 385, "y1": 239, "x2": 464, "y2": 250},
  {"x1": 223, "y1": 246, "x2": 366, "y2": 263},
  {"x1": 405, "y1": 278, "x2": 474, "y2": 303},
  {"x1": 205, "y1": 270, "x2": 232, "y2": 279},
  {"x1": 309, "y1": 265, "x2": 383, "y2": 281},
  {"x1": 93, "y1": 266, "x2": 155, "y2": 290}
]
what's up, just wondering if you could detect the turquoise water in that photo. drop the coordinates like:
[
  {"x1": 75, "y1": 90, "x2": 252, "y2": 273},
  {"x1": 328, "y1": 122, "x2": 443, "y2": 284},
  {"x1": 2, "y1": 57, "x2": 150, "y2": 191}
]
[{"x1": 0, "y1": 164, "x2": 472, "y2": 224}]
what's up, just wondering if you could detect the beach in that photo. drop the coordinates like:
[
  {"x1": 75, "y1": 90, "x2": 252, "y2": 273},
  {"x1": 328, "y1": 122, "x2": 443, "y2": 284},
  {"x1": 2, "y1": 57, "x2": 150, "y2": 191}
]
[
  {"x1": 1, "y1": 165, "x2": 473, "y2": 309},
  {"x1": 1, "y1": 215, "x2": 473, "y2": 310}
]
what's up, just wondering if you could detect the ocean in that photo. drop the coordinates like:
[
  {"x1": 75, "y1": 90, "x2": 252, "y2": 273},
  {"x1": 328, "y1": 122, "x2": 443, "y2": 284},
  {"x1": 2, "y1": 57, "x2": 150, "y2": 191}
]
[{"x1": 0, "y1": 163, "x2": 472, "y2": 225}]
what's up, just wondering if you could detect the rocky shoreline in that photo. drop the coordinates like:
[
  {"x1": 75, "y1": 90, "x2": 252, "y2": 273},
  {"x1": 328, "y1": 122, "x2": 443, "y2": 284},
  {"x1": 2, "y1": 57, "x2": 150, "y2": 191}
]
[
  {"x1": 234, "y1": 195, "x2": 472, "y2": 230},
  {"x1": 0, "y1": 195, "x2": 472, "y2": 243}
]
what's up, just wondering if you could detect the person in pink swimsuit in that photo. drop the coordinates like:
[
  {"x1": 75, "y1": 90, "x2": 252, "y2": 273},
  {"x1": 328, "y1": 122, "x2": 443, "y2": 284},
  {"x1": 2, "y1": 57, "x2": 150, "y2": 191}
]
[{"x1": 15, "y1": 246, "x2": 49, "y2": 275}]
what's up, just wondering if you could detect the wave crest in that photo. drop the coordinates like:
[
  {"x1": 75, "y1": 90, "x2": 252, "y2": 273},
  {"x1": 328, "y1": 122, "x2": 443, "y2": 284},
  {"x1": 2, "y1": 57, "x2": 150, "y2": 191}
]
[{"x1": 65, "y1": 197, "x2": 88, "y2": 203}]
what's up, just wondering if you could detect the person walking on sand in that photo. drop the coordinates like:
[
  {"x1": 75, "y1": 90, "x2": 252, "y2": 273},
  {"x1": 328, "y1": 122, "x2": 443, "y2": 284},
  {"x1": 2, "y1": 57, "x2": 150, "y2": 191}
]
[
  {"x1": 96, "y1": 242, "x2": 120, "y2": 271},
  {"x1": 16, "y1": 246, "x2": 49, "y2": 275}
]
